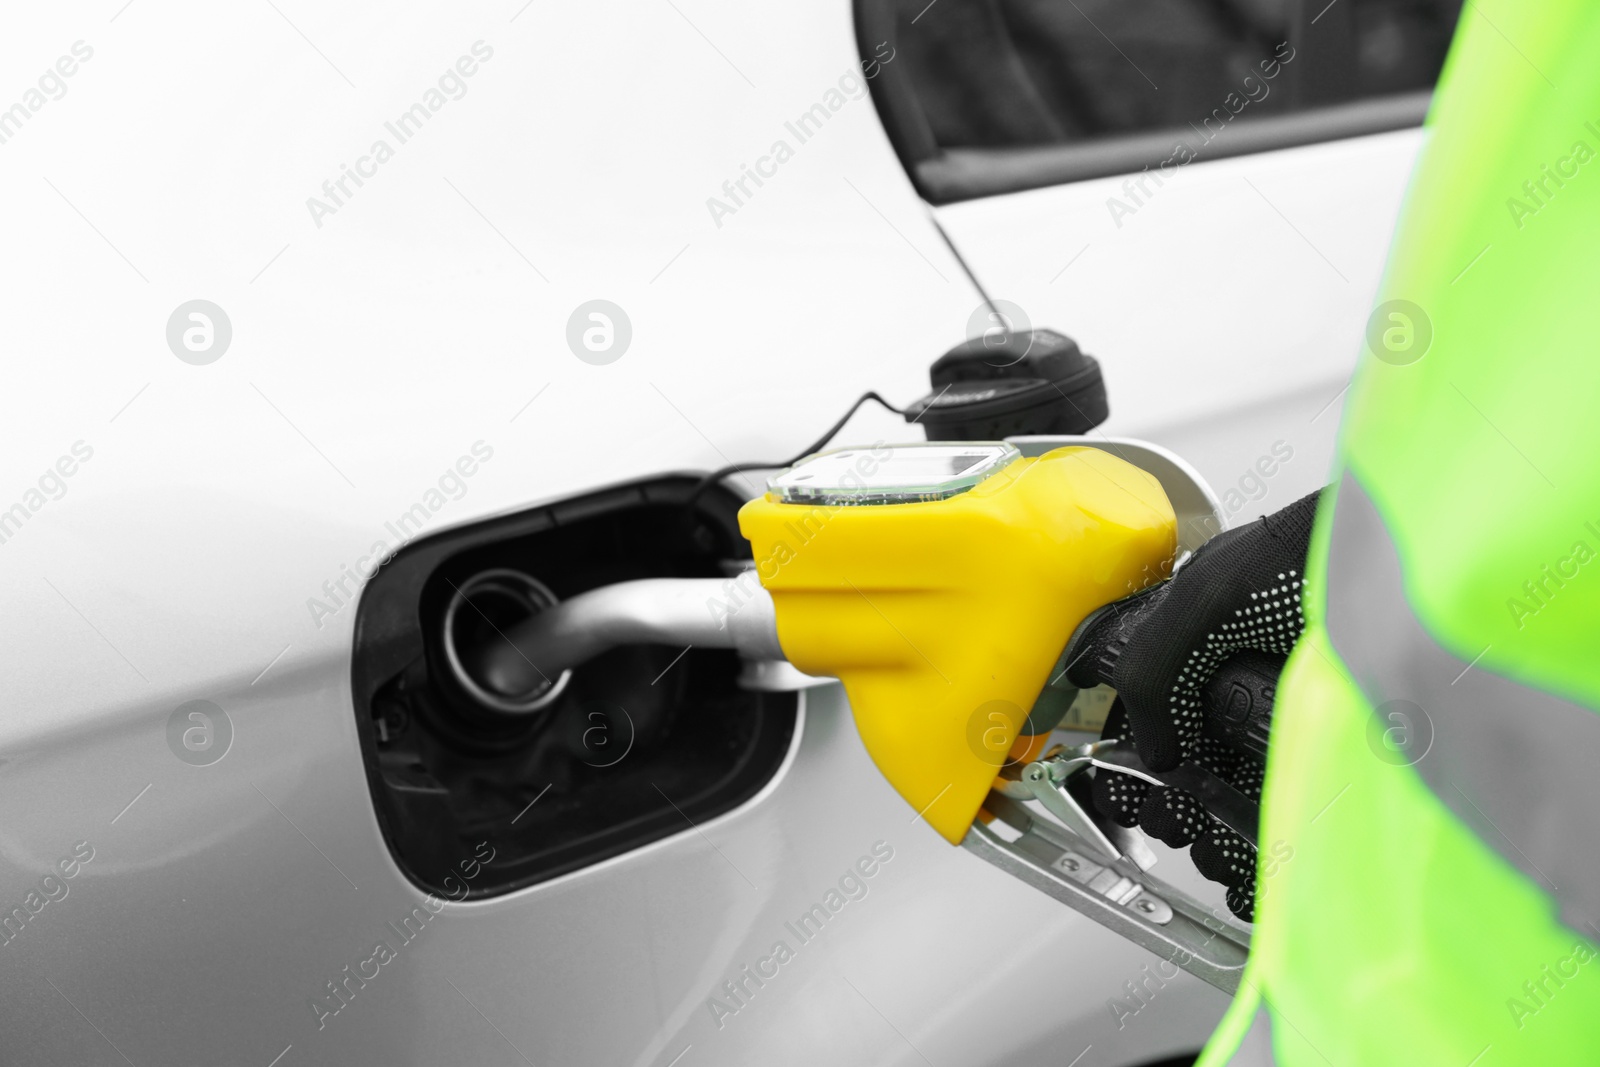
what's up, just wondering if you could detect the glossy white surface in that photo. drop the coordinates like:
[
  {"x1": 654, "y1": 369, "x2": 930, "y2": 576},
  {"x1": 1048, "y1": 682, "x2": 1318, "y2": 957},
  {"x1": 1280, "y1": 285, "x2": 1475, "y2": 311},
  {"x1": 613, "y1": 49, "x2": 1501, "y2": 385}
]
[{"x1": 936, "y1": 128, "x2": 1418, "y2": 519}]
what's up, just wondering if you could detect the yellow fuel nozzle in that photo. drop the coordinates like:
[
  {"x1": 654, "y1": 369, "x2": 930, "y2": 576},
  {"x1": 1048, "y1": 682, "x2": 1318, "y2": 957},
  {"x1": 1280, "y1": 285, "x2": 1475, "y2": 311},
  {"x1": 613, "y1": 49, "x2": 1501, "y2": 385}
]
[{"x1": 738, "y1": 443, "x2": 1176, "y2": 844}]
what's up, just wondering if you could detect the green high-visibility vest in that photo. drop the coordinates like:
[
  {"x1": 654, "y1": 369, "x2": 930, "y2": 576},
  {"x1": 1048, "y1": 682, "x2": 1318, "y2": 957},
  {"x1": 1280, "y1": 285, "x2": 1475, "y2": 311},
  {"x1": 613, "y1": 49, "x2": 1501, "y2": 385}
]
[{"x1": 1201, "y1": 5, "x2": 1600, "y2": 1063}]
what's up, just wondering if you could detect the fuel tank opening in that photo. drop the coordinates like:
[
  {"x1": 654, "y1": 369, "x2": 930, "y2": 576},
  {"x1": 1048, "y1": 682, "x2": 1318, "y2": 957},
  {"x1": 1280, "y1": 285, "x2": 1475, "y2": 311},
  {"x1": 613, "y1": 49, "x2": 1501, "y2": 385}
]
[{"x1": 441, "y1": 568, "x2": 572, "y2": 716}]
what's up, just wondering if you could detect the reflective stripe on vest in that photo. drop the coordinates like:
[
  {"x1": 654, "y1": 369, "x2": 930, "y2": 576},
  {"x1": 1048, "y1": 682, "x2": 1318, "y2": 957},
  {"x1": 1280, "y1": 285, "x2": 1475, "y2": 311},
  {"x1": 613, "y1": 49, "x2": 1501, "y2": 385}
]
[{"x1": 1325, "y1": 470, "x2": 1600, "y2": 936}]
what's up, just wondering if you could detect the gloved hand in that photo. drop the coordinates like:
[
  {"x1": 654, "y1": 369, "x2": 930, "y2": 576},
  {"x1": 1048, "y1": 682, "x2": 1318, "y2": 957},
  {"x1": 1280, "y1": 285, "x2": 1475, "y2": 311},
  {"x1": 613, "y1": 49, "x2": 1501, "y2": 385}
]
[{"x1": 1064, "y1": 489, "x2": 1322, "y2": 921}]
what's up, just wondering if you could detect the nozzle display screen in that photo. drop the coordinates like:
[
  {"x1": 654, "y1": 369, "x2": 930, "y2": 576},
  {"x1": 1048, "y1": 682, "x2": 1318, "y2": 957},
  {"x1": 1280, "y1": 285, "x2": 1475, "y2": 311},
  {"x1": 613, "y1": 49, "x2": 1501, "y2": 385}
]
[{"x1": 768, "y1": 442, "x2": 1021, "y2": 505}]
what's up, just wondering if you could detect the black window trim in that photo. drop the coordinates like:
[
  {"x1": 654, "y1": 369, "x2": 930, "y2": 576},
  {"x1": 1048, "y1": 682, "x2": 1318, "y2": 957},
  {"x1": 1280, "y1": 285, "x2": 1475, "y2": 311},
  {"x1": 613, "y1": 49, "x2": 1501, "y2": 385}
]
[{"x1": 917, "y1": 91, "x2": 1431, "y2": 203}]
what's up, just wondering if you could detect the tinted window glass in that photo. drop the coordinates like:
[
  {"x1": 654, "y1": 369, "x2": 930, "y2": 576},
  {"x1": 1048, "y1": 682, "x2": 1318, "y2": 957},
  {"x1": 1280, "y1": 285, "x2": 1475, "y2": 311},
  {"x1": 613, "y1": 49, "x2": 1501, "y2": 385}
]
[{"x1": 862, "y1": 0, "x2": 1463, "y2": 199}]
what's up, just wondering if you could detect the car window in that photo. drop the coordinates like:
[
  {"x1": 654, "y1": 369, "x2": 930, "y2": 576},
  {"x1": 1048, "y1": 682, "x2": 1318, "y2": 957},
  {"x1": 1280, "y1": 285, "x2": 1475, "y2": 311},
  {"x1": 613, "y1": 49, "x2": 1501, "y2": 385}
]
[{"x1": 858, "y1": 0, "x2": 1463, "y2": 201}]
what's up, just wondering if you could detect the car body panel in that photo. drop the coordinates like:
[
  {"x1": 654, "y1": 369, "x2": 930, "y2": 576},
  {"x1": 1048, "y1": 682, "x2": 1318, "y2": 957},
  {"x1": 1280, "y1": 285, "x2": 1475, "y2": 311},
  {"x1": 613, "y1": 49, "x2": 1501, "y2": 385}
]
[{"x1": 933, "y1": 128, "x2": 1423, "y2": 523}]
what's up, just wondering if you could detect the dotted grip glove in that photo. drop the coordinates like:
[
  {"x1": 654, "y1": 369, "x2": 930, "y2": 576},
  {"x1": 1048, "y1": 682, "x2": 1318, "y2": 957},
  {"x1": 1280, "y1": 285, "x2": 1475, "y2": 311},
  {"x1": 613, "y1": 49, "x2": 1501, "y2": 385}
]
[{"x1": 1065, "y1": 489, "x2": 1321, "y2": 921}]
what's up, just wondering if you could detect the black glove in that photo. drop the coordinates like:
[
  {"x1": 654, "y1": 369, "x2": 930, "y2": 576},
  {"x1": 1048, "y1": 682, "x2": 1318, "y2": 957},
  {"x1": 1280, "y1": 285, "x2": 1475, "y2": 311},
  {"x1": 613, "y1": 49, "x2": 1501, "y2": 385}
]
[{"x1": 1067, "y1": 489, "x2": 1322, "y2": 921}]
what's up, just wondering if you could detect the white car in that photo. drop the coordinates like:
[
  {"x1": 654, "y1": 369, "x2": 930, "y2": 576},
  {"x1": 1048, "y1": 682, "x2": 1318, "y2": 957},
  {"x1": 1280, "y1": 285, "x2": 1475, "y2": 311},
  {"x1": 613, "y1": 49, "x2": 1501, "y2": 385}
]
[{"x1": 0, "y1": 1, "x2": 1456, "y2": 1063}]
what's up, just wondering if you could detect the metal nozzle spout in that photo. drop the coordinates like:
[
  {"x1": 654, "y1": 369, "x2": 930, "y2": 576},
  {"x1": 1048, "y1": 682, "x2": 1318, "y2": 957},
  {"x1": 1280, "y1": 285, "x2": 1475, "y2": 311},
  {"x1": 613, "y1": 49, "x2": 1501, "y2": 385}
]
[{"x1": 476, "y1": 577, "x2": 786, "y2": 700}]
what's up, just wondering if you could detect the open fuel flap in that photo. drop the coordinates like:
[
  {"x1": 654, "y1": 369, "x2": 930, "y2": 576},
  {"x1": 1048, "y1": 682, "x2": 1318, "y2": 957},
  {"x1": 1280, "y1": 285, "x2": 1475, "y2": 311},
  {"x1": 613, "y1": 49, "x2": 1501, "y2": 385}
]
[{"x1": 355, "y1": 435, "x2": 1254, "y2": 990}]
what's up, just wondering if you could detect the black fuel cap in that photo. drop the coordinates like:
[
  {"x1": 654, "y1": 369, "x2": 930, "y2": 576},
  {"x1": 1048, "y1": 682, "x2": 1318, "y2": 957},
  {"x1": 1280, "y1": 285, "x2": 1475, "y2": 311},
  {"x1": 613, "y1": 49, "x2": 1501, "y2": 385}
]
[{"x1": 903, "y1": 327, "x2": 1109, "y2": 440}]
